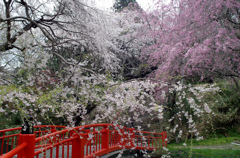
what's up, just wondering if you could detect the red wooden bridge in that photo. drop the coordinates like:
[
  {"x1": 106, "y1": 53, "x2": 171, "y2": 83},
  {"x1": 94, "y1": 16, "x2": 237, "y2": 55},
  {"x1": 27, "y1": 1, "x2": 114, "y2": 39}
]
[{"x1": 0, "y1": 124, "x2": 167, "y2": 158}]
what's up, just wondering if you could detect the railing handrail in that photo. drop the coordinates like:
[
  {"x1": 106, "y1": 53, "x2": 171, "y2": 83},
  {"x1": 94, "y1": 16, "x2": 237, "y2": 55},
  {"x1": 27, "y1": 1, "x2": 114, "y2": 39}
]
[
  {"x1": 0, "y1": 124, "x2": 163, "y2": 136},
  {"x1": 34, "y1": 123, "x2": 164, "y2": 141},
  {"x1": 1, "y1": 124, "x2": 167, "y2": 158},
  {"x1": 0, "y1": 125, "x2": 66, "y2": 134},
  {"x1": 34, "y1": 128, "x2": 70, "y2": 143},
  {"x1": 0, "y1": 127, "x2": 21, "y2": 133},
  {"x1": 1, "y1": 142, "x2": 27, "y2": 158},
  {"x1": 34, "y1": 123, "x2": 115, "y2": 142}
]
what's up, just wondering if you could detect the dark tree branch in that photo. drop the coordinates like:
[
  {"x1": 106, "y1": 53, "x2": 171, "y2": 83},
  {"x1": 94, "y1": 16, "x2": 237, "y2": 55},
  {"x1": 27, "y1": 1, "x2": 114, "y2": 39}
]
[
  {"x1": 74, "y1": 101, "x2": 98, "y2": 126},
  {"x1": 5, "y1": 0, "x2": 12, "y2": 42},
  {"x1": 12, "y1": 45, "x2": 25, "y2": 51},
  {"x1": 0, "y1": 21, "x2": 35, "y2": 52},
  {"x1": 0, "y1": 1, "x2": 101, "y2": 78},
  {"x1": 15, "y1": 0, "x2": 30, "y2": 18},
  {"x1": 0, "y1": 16, "x2": 55, "y2": 52}
]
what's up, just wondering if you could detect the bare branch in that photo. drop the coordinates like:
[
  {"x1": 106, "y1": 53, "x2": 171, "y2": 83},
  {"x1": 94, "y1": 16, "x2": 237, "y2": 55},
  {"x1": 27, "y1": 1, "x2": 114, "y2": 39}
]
[
  {"x1": 0, "y1": 16, "x2": 55, "y2": 52},
  {"x1": 12, "y1": 45, "x2": 25, "y2": 51},
  {"x1": 52, "y1": 51, "x2": 99, "y2": 77},
  {"x1": 15, "y1": 0, "x2": 31, "y2": 18}
]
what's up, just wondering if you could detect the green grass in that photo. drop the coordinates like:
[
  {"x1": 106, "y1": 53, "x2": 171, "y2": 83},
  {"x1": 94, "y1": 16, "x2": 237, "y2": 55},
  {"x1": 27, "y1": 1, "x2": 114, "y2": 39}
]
[
  {"x1": 168, "y1": 137, "x2": 240, "y2": 147},
  {"x1": 165, "y1": 135, "x2": 240, "y2": 158},
  {"x1": 169, "y1": 148, "x2": 240, "y2": 158},
  {"x1": 192, "y1": 137, "x2": 240, "y2": 146}
]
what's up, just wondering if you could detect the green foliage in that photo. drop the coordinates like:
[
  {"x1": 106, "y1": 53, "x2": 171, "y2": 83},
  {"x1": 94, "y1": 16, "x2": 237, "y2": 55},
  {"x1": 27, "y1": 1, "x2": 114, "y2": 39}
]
[
  {"x1": 212, "y1": 82, "x2": 240, "y2": 126},
  {"x1": 0, "y1": 111, "x2": 22, "y2": 130},
  {"x1": 151, "y1": 148, "x2": 167, "y2": 157},
  {"x1": 196, "y1": 79, "x2": 240, "y2": 131},
  {"x1": 0, "y1": 84, "x2": 65, "y2": 126},
  {"x1": 0, "y1": 85, "x2": 27, "y2": 127},
  {"x1": 169, "y1": 149, "x2": 207, "y2": 158}
]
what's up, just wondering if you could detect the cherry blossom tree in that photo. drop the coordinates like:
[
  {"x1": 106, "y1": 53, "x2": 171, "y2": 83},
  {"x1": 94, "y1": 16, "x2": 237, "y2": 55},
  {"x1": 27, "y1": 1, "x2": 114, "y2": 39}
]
[
  {"x1": 0, "y1": 0, "x2": 162, "y2": 128},
  {"x1": 0, "y1": 0, "x2": 124, "y2": 74},
  {"x1": 0, "y1": 1, "x2": 227, "y2": 156},
  {"x1": 133, "y1": 0, "x2": 240, "y2": 82},
  {"x1": 114, "y1": 0, "x2": 240, "y2": 145}
]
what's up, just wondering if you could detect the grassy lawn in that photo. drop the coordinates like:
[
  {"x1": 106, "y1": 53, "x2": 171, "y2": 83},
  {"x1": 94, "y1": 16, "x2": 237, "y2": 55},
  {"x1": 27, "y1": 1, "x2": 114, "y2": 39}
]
[
  {"x1": 168, "y1": 137, "x2": 240, "y2": 147},
  {"x1": 163, "y1": 136, "x2": 240, "y2": 158},
  {"x1": 168, "y1": 148, "x2": 240, "y2": 158}
]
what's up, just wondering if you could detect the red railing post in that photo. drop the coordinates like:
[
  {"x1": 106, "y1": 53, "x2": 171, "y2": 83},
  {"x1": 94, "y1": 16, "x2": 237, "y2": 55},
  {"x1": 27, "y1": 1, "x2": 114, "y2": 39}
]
[
  {"x1": 101, "y1": 126, "x2": 109, "y2": 153},
  {"x1": 117, "y1": 129, "x2": 121, "y2": 145},
  {"x1": 72, "y1": 133, "x2": 86, "y2": 158},
  {"x1": 50, "y1": 126, "x2": 57, "y2": 133},
  {"x1": 49, "y1": 127, "x2": 57, "y2": 144},
  {"x1": 17, "y1": 134, "x2": 35, "y2": 158},
  {"x1": 84, "y1": 129, "x2": 91, "y2": 154},
  {"x1": 69, "y1": 130, "x2": 75, "y2": 139},
  {"x1": 121, "y1": 129, "x2": 126, "y2": 146},
  {"x1": 0, "y1": 132, "x2": 5, "y2": 156},
  {"x1": 162, "y1": 131, "x2": 167, "y2": 147},
  {"x1": 129, "y1": 128, "x2": 135, "y2": 147}
]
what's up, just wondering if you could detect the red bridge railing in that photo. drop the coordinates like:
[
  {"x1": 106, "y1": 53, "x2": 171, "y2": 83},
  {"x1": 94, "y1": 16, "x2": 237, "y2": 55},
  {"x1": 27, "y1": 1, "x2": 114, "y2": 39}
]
[{"x1": 0, "y1": 124, "x2": 167, "y2": 158}]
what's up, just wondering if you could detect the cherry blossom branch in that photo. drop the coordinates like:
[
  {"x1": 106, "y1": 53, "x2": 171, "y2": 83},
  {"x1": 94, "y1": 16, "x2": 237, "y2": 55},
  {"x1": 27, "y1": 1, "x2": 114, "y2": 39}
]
[{"x1": 52, "y1": 51, "x2": 99, "y2": 77}]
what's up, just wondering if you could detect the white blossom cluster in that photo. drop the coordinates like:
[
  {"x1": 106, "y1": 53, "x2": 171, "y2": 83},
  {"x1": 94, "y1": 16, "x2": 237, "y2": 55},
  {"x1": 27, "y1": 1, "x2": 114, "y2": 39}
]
[{"x1": 165, "y1": 82, "x2": 220, "y2": 147}]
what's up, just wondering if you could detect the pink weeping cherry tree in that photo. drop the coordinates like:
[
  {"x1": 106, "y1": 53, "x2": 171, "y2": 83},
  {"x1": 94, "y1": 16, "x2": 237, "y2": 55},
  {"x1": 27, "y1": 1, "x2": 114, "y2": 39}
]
[{"x1": 132, "y1": 0, "x2": 240, "y2": 82}]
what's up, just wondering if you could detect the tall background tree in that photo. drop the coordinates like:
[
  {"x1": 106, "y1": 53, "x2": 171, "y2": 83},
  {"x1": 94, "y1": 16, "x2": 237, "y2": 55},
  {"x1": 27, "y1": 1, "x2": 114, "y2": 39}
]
[
  {"x1": 113, "y1": 0, "x2": 139, "y2": 12},
  {"x1": 131, "y1": 0, "x2": 240, "y2": 83}
]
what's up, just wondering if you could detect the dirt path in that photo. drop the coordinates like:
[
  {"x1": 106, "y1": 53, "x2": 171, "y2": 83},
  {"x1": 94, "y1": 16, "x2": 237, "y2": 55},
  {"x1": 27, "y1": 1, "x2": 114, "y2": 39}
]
[{"x1": 173, "y1": 142, "x2": 240, "y2": 150}]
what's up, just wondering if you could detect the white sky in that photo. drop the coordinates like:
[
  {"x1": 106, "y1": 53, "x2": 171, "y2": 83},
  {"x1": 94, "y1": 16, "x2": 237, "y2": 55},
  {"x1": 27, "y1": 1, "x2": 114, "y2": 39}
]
[{"x1": 136, "y1": 0, "x2": 156, "y2": 11}]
